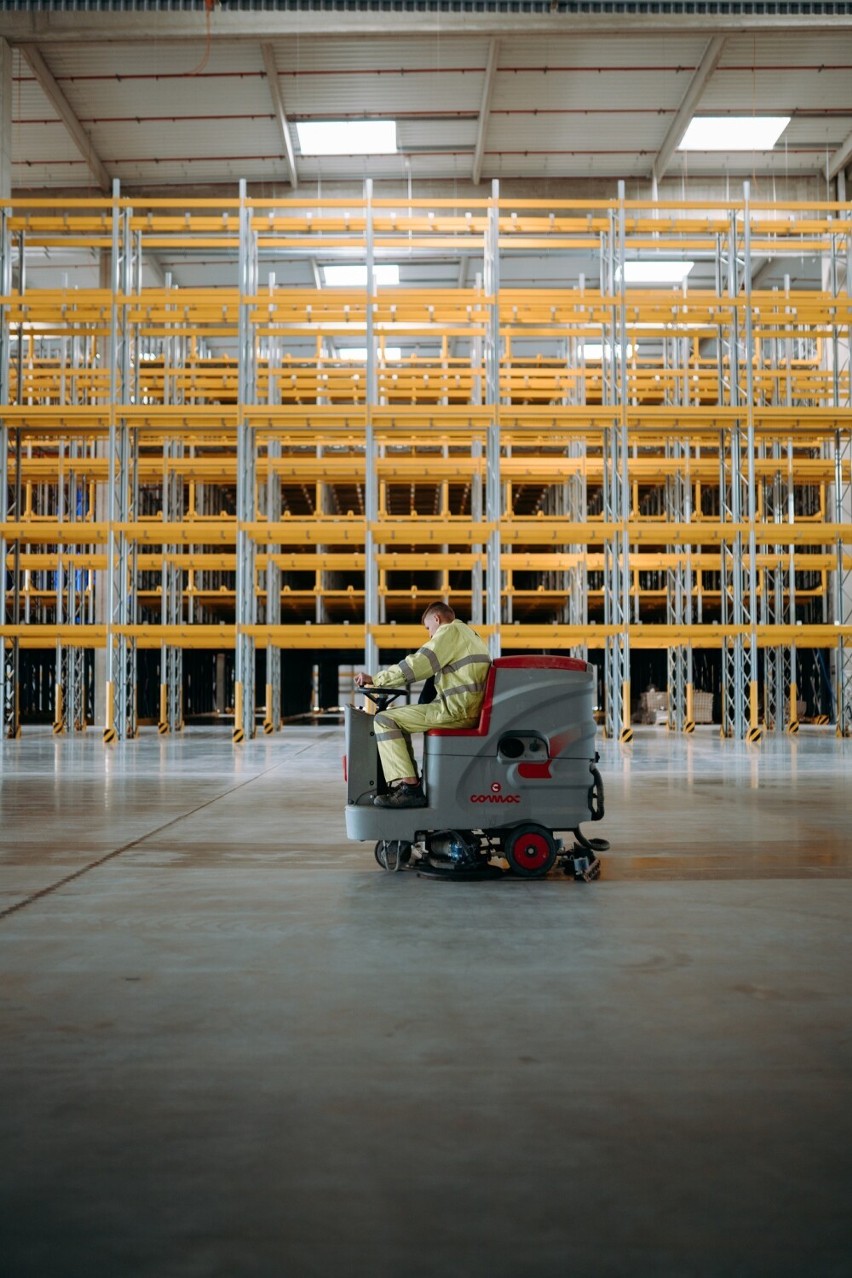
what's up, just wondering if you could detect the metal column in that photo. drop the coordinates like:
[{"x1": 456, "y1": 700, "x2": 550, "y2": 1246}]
[
  {"x1": 602, "y1": 184, "x2": 631, "y2": 741},
  {"x1": 0, "y1": 207, "x2": 15, "y2": 736},
  {"x1": 761, "y1": 277, "x2": 798, "y2": 734},
  {"x1": 264, "y1": 277, "x2": 282, "y2": 734},
  {"x1": 564, "y1": 332, "x2": 588, "y2": 659},
  {"x1": 717, "y1": 186, "x2": 759, "y2": 741},
  {"x1": 484, "y1": 179, "x2": 502, "y2": 658},
  {"x1": 663, "y1": 331, "x2": 695, "y2": 732},
  {"x1": 104, "y1": 181, "x2": 139, "y2": 742},
  {"x1": 828, "y1": 217, "x2": 852, "y2": 734},
  {"x1": 665, "y1": 440, "x2": 695, "y2": 732},
  {"x1": 234, "y1": 179, "x2": 258, "y2": 742},
  {"x1": 363, "y1": 179, "x2": 379, "y2": 674},
  {"x1": 54, "y1": 437, "x2": 90, "y2": 733},
  {"x1": 159, "y1": 273, "x2": 184, "y2": 735},
  {"x1": 470, "y1": 278, "x2": 484, "y2": 627}
]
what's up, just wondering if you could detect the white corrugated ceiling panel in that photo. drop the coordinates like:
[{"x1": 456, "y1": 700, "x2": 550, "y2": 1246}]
[
  {"x1": 94, "y1": 117, "x2": 280, "y2": 165},
  {"x1": 398, "y1": 119, "x2": 479, "y2": 153},
  {"x1": 504, "y1": 32, "x2": 712, "y2": 70},
  {"x1": 289, "y1": 69, "x2": 483, "y2": 120},
  {"x1": 40, "y1": 39, "x2": 266, "y2": 80},
  {"x1": 491, "y1": 112, "x2": 666, "y2": 154},
  {"x1": 699, "y1": 68, "x2": 852, "y2": 113},
  {"x1": 719, "y1": 31, "x2": 852, "y2": 65},
  {"x1": 269, "y1": 34, "x2": 490, "y2": 76},
  {"x1": 62, "y1": 73, "x2": 273, "y2": 133}
]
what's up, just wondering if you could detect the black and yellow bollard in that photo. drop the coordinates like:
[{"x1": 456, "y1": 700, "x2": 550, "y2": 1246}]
[
  {"x1": 232, "y1": 682, "x2": 245, "y2": 743},
  {"x1": 53, "y1": 684, "x2": 65, "y2": 734},
  {"x1": 103, "y1": 681, "x2": 116, "y2": 743}
]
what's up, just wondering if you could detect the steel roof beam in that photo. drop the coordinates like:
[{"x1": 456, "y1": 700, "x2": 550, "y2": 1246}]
[
  {"x1": 472, "y1": 38, "x2": 499, "y2": 186},
  {"x1": 652, "y1": 35, "x2": 726, "y2": 187},
  {"x1": 1, "y1": 9, "x2": 847, "y2": 44},
  {"x1": 19, "y1": 43, "x2": 111, "y2": 193},
  {"x1": 828, "y1": 128, "x2": 852, "y2": 181},
  {"x1": 261, "y1": 43, "x2": 298, "y2": 190}
]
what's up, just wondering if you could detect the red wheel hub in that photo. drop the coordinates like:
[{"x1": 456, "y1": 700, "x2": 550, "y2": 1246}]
[{"x1": 514, "y1": 832, "x2": 551, "y2": 869}]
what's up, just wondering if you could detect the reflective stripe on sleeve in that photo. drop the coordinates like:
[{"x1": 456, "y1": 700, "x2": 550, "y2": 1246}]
[{"x1": 417, "y1": 645, "x2": 443, "y2": 676}]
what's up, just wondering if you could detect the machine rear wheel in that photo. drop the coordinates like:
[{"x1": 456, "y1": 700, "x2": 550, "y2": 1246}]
[{"x1": 503, "y1": 824, "x2": 557, "y2": 878}]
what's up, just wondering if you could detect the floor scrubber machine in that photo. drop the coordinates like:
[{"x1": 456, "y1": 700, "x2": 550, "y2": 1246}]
[{"x1": 344, "y1": 655, "x2": 608, "y2": 880}]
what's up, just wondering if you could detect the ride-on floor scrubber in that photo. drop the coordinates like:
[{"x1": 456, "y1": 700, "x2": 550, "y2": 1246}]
[{"x1": 344, "y1": 655, "x2": 608, "y2": 879}]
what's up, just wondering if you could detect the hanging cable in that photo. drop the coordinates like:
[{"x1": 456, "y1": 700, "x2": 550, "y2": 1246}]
[{"x1": 187, "y1": 0, "x2": 215, "y2": 78}]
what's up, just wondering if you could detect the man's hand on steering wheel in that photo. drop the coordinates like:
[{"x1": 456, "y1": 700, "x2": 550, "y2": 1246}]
[{"x1": 354, "y1": 672, "x2": 374, "y2": 688}]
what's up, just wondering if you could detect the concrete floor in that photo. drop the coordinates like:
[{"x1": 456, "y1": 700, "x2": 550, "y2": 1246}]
[{"x1": 1, "y1": 725, "x2": 851, "y2": 1278}]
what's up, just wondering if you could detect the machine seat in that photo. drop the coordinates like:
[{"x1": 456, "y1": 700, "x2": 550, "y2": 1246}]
[{"x1": 428, "y1": 655, "x2": 589, "y2": 739}]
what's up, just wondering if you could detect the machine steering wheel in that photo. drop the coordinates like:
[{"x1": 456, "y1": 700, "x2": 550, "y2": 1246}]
[{"x1": 361, "y1": 687, "x2": 403, "y2": 709}]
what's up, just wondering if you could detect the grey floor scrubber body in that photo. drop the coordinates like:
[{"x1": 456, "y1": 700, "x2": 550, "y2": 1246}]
[{"x1": 344, "y1": 655, "x2": 607, "y2": 879}]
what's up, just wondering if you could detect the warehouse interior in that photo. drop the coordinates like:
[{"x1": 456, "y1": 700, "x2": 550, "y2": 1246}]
[{"x1": 1, "y1": 3, "x2": 851, "y2": 1276}]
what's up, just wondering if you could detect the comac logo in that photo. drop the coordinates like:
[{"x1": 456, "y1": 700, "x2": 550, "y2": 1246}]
[{"x1": 469, "y1": 781, "x2": 521, "y2": 805}]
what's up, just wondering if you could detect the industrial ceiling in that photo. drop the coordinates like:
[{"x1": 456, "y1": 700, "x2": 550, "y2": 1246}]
[
  {"x1": 1, "y1": 2, "x2": 851, "y2": 306},
  {"x1": 2, "y1": 1, "x2": 851, "y2": 194}
]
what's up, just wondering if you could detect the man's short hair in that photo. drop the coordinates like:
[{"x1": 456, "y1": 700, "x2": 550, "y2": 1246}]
[{"x1": 421, "y1": 601, "x2": 455, "y2": 626}]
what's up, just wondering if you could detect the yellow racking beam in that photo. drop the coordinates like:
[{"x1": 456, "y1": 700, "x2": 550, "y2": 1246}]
[{"x1": 3, "y1": 520, "x2": 851, "y2": 550}]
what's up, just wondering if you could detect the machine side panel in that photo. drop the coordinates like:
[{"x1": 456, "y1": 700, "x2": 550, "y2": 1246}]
[
  {"x1": 344, "y1": 706, "x2": 381, "y2": 806},
  {"x1": 424, "y1": 752, "x2": 594, "y2": 831}
]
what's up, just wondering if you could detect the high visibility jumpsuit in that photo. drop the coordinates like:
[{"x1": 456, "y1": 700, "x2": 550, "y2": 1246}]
[{"x1": 371, "y1": 619, "x2": 492, "y2": 785}]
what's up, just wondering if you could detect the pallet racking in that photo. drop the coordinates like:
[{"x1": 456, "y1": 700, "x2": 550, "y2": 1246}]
[{"x1": 2, "y1": 181, "x2": 850, "y2": 740}]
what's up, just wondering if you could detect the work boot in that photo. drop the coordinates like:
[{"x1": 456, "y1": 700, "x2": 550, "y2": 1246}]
[{"x1": 374, "y1": 781, "x2": 426, "y2": 809}]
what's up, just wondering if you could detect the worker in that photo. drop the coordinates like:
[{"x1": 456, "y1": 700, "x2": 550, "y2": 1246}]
[{"x1": 355, "y1": 601, "x2": 491, "y2": 808}]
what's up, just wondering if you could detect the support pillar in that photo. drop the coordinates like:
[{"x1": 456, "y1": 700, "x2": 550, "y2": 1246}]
[
  {"x1": 484, "y1": 179, "x2": 502, "y2": 658},
  {"x1": 234, "y1": 179, "x2": 258, "y2": 742},
  {"x1": 602, "y1": 184, "x2": 631, "y2": 742},
  {"x1": 0, "y1": 40, "x2": 11, "y2": 199}
]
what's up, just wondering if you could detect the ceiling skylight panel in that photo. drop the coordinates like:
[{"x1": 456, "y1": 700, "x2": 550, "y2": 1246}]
[
  {"x1": 296, "y1": 121, "x2": 398, "y2": 156},
  {"x1": 679, "y1": 117, "x2": 790, "y2": 152}
]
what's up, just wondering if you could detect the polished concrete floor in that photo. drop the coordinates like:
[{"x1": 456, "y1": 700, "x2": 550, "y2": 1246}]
[{"x1": 1, "y1": 725, "x2": 851, "y2": 1277}]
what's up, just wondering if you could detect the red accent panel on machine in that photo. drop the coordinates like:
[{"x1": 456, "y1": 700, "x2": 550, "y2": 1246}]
[
  {"x1": 492, "y1": 656, "x2": 589, "y2": 672},
  {"x1": 517, "y1": 761, "x2": 553, "y2": 779}
]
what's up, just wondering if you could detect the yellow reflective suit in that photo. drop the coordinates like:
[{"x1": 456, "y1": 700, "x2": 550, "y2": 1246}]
[{"x1": 371, "y1": 619, "x2": 492, "y2": 784}]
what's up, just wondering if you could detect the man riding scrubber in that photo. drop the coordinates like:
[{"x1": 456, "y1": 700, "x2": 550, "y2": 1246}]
[{"x1": 354, "y1": 602, "x2": 492, "y2": 808}]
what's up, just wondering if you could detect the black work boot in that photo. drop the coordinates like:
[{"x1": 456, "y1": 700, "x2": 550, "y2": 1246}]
[{"x1": 373, "y1": 781, "x2": 426, "y2": 809}]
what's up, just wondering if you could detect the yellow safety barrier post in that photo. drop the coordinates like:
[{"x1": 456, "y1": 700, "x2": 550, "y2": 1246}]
[
  {"x1": 787, "y1": 680, "x2": 800, "y2": 734},
  {"x1": 262, "y1": 682, "x2": 274, "y2": 734},
  {"x1": 233, "y1": 681, "x2": 244, "y2": 743},
  {"x1": 103, "y1": 681, "x2": 116, "y2": 743},
  {"x1": 158, "y1": 683, "x2": 169, "y2": 734},
  {"x1": 53, "y1": 683, "x2": 65, "y2": 735},
  {"x1": 619, "y1": 678, "x2": 633, "y2": 743},
  {"x1": 747, "y1": 679, "x2": 763, "y2": 743}
]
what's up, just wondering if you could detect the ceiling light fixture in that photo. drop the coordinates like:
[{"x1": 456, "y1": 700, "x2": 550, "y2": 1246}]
[
  {"x1": 620, "y1": 261, "x2": 695, "y2": 285},
  {"x1": 679, "y1": 116, "x2": 790, "y2": 152},
  {"x1": 346, "y1": 347, "x2": 402, "y2": 362},
  {"x1": 582, "y1": 343, "x2": 635, "y2": 361},
  {"x1": 297, "y1": 120, "x2": 398, "y2": 156},
  {"x1": 322, "y1": 264, "x2": 400, "y2": 287}
]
